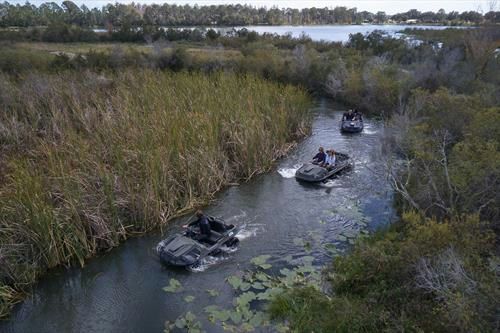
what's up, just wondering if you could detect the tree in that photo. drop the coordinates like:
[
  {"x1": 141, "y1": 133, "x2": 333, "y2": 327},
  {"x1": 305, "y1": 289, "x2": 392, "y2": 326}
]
[{"x1": 375, "y1": 11, "x2": 387, "y2": 23}]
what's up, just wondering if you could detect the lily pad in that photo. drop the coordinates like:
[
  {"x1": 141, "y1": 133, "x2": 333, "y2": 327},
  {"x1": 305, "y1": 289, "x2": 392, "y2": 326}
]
[
  {"x1": 184, "y1": 295, "x2": 195, "y2": 303},
  {"x1": 163, "y1": 278, "x2": 183, "y2": 293},
  {"x1": 235, "y1": 291, "x2": 257, "y2": 308},
  {"x1": 173, "y1": 311, "x2": 202, "y2": 331},
  {"x1": 229, "y1": 310, "x2": 242, "y2": 324},
  {"x1": 206, "y1": 289, "x2": 219, "y2": 297},
  {"x1": 227, "y1": 276, "x2": 243, "y2": 289},
  {"x1": 298, "y1": 256, "x2": 315, "y2": 265},
  {"x1": 254, "y1": 272, "x2": 270, "y2": 282},
  {"x1": 251, "y1": 281, "x2": 266, "y2": 290},
  {"x1": 250, "y1": 255, "x2": 272, "y2": 269}
]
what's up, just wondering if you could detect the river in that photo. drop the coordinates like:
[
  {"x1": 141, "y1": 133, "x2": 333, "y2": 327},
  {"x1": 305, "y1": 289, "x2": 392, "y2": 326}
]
[{"x1": 1, "y1": 99, "x2": 395, "y2": 332}]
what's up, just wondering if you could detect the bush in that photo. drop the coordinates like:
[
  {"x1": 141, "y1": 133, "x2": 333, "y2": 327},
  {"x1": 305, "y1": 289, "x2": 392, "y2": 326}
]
[{"x1": 270, "y1": 213, "x2": 499, "y2": 332}]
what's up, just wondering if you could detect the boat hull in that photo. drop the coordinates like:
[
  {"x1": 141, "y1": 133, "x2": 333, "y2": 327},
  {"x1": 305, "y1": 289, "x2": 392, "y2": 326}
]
[{"x1": 341, "y1": 120, "x2": 363, "y2": 133}]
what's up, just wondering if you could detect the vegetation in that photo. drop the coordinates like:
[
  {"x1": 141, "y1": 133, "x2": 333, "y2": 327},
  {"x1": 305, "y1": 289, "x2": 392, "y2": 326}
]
[
  {"x1": 270, "y1": 214, "x2": 499, "y2": 332},
  {"x1": 0, "y1": 70, "x2": 311, "y2": 317},
  {"x1": 0, "y1": 1, "x2": 499, "y2": 28}
]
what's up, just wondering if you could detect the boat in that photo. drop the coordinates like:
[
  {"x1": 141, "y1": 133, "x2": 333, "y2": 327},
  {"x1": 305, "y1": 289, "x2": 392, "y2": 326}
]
[
  {"x1": 156, "y1": 216, "x2": 239, "y2": 267},
  {"x1": 340, "y1": 119, "x2": 363, "y2": 133},
  {"x1": 295, "y1": 153, "x2": 350, "y2": 182}
]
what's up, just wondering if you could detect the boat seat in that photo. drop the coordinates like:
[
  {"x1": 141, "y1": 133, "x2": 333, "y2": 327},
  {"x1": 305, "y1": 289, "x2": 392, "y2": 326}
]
[{"x1": 205, "y1": 231, "x2": 222, "y2": 245}]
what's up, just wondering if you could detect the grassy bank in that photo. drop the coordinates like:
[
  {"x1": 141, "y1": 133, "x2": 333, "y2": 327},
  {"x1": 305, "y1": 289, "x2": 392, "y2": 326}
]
[{"x1": 0, "y1": 70, "x2": 311, "y2": 317}]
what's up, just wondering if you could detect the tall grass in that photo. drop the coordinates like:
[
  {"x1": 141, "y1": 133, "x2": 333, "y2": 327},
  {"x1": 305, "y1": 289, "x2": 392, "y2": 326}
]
[{"x1": 0, "y1": 70, "x2": 311, "y2": 317}]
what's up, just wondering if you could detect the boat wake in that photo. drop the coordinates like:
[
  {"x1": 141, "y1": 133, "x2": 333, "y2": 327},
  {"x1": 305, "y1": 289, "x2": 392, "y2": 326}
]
[
  {"x1": 320, "y1": 179, "x2": 338, "y2": 188},
  {"x1": 277, "y1": 164, "x2": 302, "y2": 178},
  {"x1": 236, "y1": 223, "x2": 264, "y2": 240},
  {"x1": 187, "y1": 255, "x2": 229, "y2": 272}
]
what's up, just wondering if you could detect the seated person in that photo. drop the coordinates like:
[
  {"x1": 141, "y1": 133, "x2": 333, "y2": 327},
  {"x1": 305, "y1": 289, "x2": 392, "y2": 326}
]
[
  {"x1": 184, "y1": 210, "x2": 211, "y2": 241},
  {"x1": 323, "y1": 150, "x2": 336, "y2": 169},
  {"x1": 353, "y1": 110, "x2": 362, "y2": 121},
  {"x1": 342, "y1": 110, "x2": 354, "y2": 121},
  {"x1": 312, "y1": 147, "x2": 326, "y2": 165}
]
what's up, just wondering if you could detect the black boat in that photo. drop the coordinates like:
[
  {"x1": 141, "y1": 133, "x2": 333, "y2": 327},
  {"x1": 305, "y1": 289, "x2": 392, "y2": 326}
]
[
  {"x1": 295, "y1": 153, "x2": 350, "y2": 182},
  {"x1": 341, "y1": 119, "x2": 363, "y2": 133},
  {"x1": 156, "y1": 216, "x2": 239, "y2": 267}
]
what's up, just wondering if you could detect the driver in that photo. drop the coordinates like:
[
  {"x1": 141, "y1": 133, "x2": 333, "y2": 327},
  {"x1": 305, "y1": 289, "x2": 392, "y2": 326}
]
[
  {"x1": 342, "y1": 109, "x2": 354, "y2": 121},
  {"x1": 184, "y1": 210, "x2": 211, "y2": 240},
  {"x1": 312, "y1": 147, "x2": 326, "y2": 165},
  {"x1": 195, "y1": 210, "x2": 211, "y2": 239}
]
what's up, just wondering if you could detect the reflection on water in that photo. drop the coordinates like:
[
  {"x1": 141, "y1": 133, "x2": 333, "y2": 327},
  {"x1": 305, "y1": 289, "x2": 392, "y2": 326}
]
[{"x1": 2, "y1": 99, "x2": 395, "y2": 333}]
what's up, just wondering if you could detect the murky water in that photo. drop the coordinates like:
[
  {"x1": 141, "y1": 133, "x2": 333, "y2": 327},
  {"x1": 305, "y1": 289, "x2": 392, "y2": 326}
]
[{"x1": 1, "y1": 99, "x2": 395, "y2": 333}]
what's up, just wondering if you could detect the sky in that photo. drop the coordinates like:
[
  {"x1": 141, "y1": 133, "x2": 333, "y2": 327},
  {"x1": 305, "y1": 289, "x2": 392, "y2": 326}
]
[{"x1": 8, "y1": 0, "x2": 498, "y2": 14}]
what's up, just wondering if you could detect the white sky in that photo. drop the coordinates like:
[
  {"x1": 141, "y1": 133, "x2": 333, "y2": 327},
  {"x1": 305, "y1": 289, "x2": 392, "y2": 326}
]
[{"x1": 8, "y1": 0, "x2": 498, "y2": 14}]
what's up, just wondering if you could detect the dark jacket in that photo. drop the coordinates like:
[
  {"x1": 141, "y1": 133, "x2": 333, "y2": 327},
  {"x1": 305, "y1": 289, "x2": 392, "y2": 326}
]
[
  {"x1": 198, "y1": 215, "x2": 211, "y2": 235},
  {"x1": 313, "y1": 151, "x2": 326, "y2": 163}
]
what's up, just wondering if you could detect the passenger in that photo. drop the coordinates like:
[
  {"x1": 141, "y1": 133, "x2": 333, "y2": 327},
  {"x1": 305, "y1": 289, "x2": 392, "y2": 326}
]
[
  {"x1": 324, "y1": 150, "x2": 336, "y2": 170},
  {"x1": 353, "y1": 109, "x2": 362, "y2": 121},
  {"x1": 312, "y1": 147, "x2": 326, "y2": 165}
]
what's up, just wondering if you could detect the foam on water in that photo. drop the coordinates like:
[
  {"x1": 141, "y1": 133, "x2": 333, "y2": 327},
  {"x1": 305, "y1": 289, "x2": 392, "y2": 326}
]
[
  {"x1": 187, "y1": 255, "x2": 228, "y2": 272},
  {"x1": 235, "y1": 223, "x2": 263, "y2": 240},
  {"x1": 320, "y1": 179, "x2": 338, "y2": 188},
  {"x1": 277, "y1": 164, "x2": 302, "y2": 178}
]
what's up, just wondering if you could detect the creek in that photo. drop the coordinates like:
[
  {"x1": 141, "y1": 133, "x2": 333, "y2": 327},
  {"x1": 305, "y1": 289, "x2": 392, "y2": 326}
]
[{"x1": 1, "y1": 99, "x2": 395, "y2": 333}]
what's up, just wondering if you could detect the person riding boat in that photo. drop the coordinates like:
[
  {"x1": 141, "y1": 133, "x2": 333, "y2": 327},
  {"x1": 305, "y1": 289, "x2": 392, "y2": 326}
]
[
  {"x1": 324, "y1": 150, "x2": 336, "y2": 170},
  {"x1": 342, "y1": 109, "x2": 354, "y2": 121},
  {"x1": 312, "y1": 147, "x2": 326, "y2": 165},
  {"x1": 353, "y1": 109, "x2": 362, "y2": 121},
  {"x1": 184, "y1": 210, "x2": 211, "y2": 241}
]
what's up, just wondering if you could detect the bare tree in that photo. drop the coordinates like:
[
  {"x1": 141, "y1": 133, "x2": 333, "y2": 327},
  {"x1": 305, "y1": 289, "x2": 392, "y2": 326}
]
[{"x1": 324, "y1": 57, "x2": 347, "y2": 98}]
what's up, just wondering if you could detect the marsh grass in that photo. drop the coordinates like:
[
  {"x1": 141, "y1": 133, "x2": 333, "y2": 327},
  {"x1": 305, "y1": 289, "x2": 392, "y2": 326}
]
[{"x1": 0, "y1": 70, "x2": 311, "y2": 317}]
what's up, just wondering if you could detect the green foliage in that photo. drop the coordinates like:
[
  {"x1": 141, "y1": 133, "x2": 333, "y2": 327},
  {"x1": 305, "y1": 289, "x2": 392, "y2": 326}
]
[{"x1": 270, "y1": 215, "x2": 499, "y2": 332}]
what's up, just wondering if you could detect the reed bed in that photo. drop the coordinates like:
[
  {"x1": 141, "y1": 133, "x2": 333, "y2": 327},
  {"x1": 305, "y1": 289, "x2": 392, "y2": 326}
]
[{"x1": 0, "y1": 70, "x2": 311, "y2": 317}]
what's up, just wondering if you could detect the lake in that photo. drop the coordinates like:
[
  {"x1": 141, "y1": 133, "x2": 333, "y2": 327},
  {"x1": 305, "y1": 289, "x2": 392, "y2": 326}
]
[{"x1": 215, "y1": 24, "x2": 455, "y2": 42}]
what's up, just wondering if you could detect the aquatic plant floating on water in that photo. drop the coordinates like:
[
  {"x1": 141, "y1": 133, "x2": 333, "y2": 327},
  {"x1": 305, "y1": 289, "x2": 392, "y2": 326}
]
[
  {"x1": 183, "y1": 295, "x2": 195, "y2": 303},
  {"x1": 250, "y1": 255, "x2": 272, "y2": 269},
  {"x1": 206, "y1": 289, "x2": 219, "y2": 297},
  {"x1": 166, "y1": 255, "x2": 322, "y2": 332},
  {"x1": 162, "y1": 278, "x2": 183, "y2": 293}
]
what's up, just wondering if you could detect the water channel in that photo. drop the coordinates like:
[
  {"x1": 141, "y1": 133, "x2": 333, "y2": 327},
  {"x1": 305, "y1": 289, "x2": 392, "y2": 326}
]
[{"x1": 2, "y1": 99, "x2": 395, "y2": 332}]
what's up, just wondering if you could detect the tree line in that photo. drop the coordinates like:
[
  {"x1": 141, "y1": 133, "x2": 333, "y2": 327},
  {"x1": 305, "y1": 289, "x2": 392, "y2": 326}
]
[{"x1": 0, "y1": 1, "x2": 499, "y2": 28}]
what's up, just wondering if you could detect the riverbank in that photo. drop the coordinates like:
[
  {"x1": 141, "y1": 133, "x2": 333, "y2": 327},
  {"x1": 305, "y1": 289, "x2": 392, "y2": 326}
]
[{"x1": 0, "y1": 70, "x2": 311, "y2": 318}]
